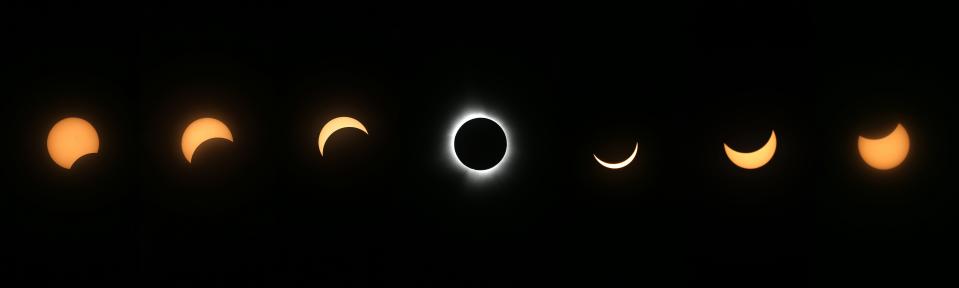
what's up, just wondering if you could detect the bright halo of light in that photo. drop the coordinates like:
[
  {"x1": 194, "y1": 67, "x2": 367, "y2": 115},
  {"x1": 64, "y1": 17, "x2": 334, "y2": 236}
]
[{"x1": 448, "y1": 111, "x2": 511, "y2": 180}]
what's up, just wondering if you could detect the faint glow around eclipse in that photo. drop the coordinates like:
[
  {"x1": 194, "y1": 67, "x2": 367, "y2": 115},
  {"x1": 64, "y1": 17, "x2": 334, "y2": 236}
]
[{"x1": 448, "y1": 111, "x2": 511, "y2": 179}]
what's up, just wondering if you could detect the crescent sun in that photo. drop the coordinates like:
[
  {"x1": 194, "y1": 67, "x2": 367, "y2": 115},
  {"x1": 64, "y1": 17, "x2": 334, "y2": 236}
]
[
  {"x1": 181, "y1": 117, "x2": 234, "y2": 163},
  {"x1": 723, "y1": 130, "x2": 777, "y2": 170},
  {"x1": 594, "y1": 142, "x2": 638, "y2": 169},
  {"x1": 318, "y1": 116, "x2": 368, "y2": 156},
  {"x1": 858, "y1": 123, "x2": 909, "y2": 170}
]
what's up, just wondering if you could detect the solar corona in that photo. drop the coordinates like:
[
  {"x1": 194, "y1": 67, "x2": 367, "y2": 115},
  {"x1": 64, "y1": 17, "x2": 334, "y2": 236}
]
[{"x1": 448, "y1": 111, "x2": 510, "y2": 181}]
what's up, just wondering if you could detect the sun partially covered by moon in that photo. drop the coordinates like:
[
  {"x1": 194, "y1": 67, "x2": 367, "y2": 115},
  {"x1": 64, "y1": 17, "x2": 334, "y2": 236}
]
[
  {"x1": 594, "y1": 142, "x2": 638, "y2": 169},
  {"x1": 318, "y1": 116, "x2": 368, "y2": 157},
  {"x1": 47, "y1": 117, "x2": 100, "y2": 169},
  {"x1": 724, "y1": 130, "x2": 777, "y2": 170},
  {"x1": 858, "y1": 123, "x2": 909, "y2": 170},
  {"x1": 181, "y1": 117, "x2": 234, "y2": 164}
]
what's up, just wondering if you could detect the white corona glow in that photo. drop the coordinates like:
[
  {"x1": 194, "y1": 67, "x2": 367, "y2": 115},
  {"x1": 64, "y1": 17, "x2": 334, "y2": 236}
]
[
  {"x1": 594, "y1": 142, "x2": 638, "y2": 169},
  {"x1": 448, "y1": 111, "x2": 511, "y2": 180}
]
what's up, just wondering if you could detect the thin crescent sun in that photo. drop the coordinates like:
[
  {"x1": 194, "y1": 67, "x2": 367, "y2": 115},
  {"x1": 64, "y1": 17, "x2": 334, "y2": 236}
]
[
  {"x1": 181, "y1": 117, "x2": 234, "y2": 163},
  {"x1": 47, "y1": 117, "x2": 100, "y2": 169},
  {"x1": 594, "y1": 142, "x2": 638, "y2": 169},
  {"x1": 317, "y1": 116, "x2": 368, "y2": 156},
  {"x1": 858, "y1": 123, "x2": 909, "y2": 170},
  {"x1": 723, "y1": 130, "x2": 777, "y2": 170}
]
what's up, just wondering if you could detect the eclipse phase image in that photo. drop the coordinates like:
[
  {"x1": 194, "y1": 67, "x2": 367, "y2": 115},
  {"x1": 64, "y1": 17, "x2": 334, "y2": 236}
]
[{"x1": 453, "y1": 117, "x2": 507, "y2": 171}]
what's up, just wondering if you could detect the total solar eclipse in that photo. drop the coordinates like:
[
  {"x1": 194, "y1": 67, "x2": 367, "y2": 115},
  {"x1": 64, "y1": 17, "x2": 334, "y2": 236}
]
[
  {"x1": 448, "y1": 112, "x2": 511, "y2": 178},
  {"x1": 453, "y1": 117, "x2": 507, "y2": 170}
]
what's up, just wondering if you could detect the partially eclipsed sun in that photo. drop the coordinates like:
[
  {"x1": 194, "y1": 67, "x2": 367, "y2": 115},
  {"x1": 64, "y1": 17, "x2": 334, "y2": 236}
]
[
  {"x1": 318, "y1": 116, "x2": 368, "y2": 157},
  {"x1": 47, "y1": 117, "x2": 100, "y2": 169},
  {"x1": 181, "y1": 117, "x2": 234, "y2": 163},
  {"x1": 858, "y1": 123, "x2": 909, "y2": 170},
  {"x1": 724, "y1": 130, "x2": 777, "y2": 170},
  {"x1": 594, "y1": 142, "x2": 638, "y2": 169}
]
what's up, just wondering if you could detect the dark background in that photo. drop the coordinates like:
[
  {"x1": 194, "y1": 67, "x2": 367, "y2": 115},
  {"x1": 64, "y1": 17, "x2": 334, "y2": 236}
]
[{"x1": 2, "y1": 1, "x2": 956, "y2": 287}]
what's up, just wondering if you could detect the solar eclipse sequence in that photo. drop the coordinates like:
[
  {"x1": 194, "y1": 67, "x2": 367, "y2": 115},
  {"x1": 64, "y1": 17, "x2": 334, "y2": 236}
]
[
  {"x1": 8, "y1": 1, "x2": 957, "y2": 286},
  {"x1": 46, "y1": 112, "x2": 910, "y2": 176}
]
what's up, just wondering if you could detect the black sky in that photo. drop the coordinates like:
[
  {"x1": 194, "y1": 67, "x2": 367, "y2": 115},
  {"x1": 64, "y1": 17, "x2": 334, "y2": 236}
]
[{"x1": 2, "y1": 1, "x2": 957, "y2": 287}]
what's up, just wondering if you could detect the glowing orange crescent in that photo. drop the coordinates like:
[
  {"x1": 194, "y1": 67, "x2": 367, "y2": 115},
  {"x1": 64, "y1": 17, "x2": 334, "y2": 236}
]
[
  {"x1": 723, "y1": 130, "x2": 777, "y2": 170},
  {"x1": 317, "y1": 116, "x2": 368, "y2": 156},
  {"x1": 181, "y1": 117, "x2": 234, "y2": 163}
]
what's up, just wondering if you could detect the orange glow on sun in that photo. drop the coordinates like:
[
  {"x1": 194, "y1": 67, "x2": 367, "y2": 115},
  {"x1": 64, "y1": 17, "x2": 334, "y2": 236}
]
[
  {"x1": 47, "y1": 117, "x2": 100, "y2": 169},
  {"x1": 181, "y1": 117, "x2": 234, "y2": 163},
  {"x1": 723, "y1": 130, "x2": 777, "y2": 170},
  {"x1": 858, "y1": 123, "x2": 909, "y2": 170}
]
